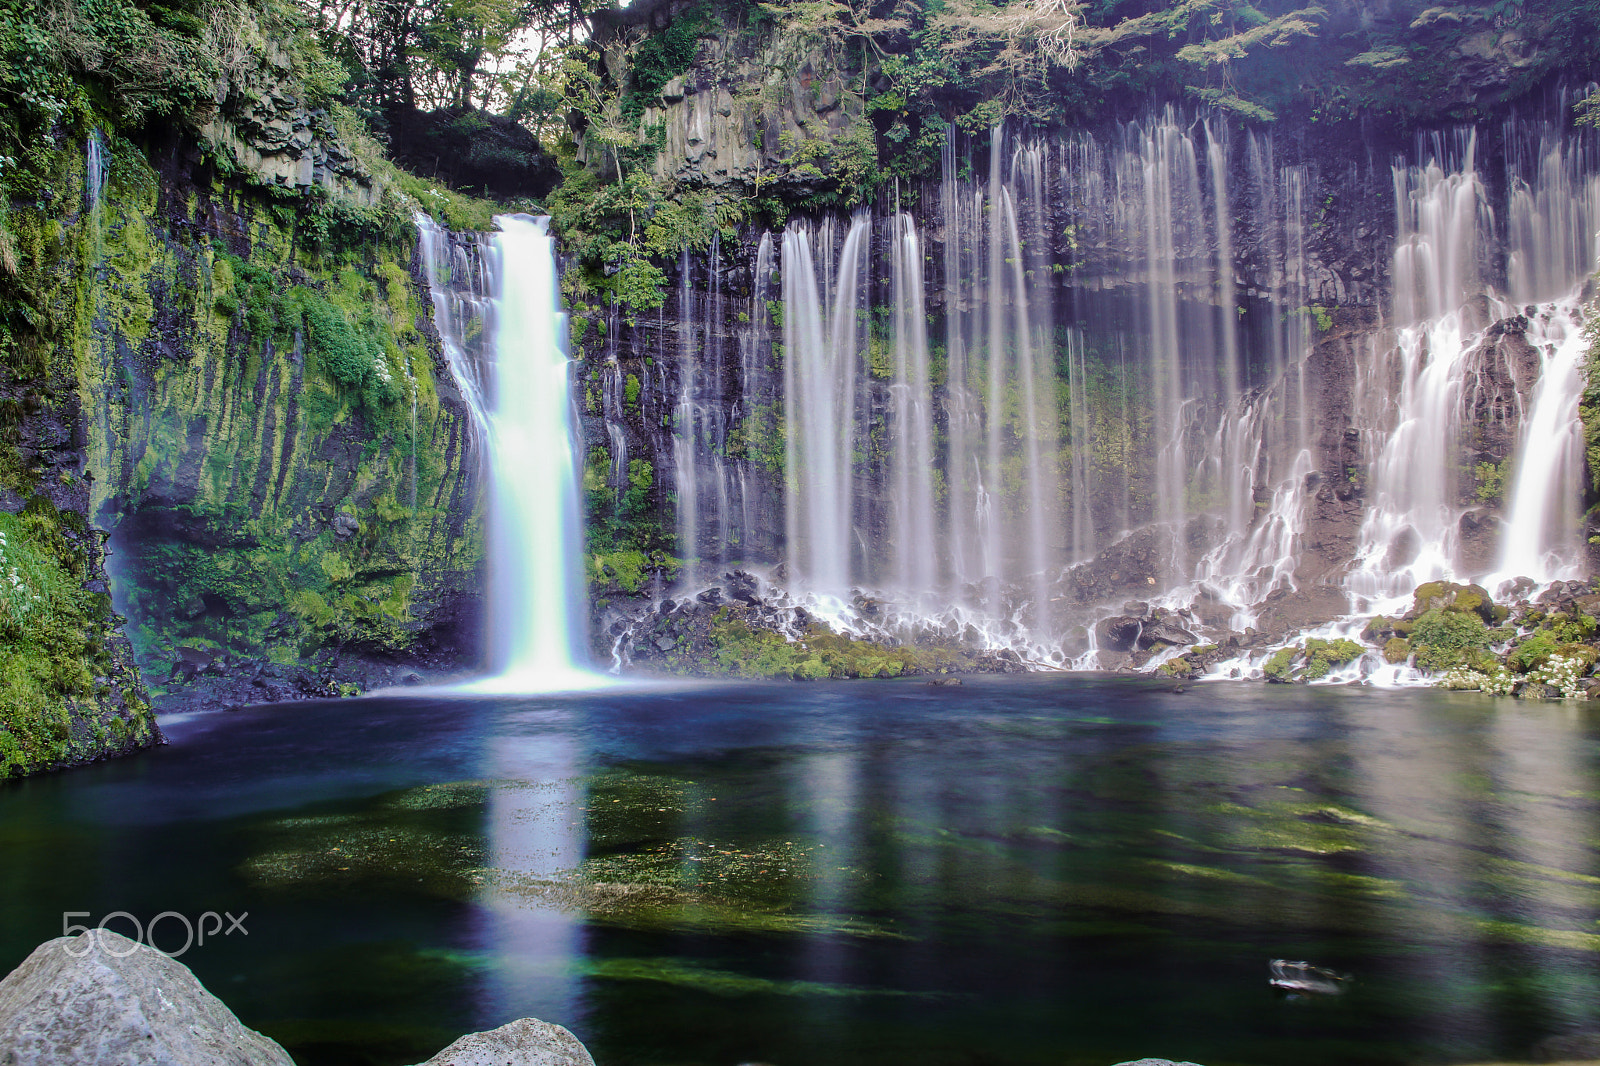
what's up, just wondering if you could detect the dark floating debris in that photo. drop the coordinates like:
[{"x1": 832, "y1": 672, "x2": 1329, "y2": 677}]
[{"x1": 1269, "y1": 959, "x2": 1349, "y2": 997}]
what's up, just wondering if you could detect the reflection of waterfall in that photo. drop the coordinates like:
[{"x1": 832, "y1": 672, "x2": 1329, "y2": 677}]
[{"x1": 418, "y1": 214, "x2": 596, "y2": 690}]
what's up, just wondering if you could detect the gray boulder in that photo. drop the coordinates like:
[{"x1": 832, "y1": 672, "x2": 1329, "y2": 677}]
[
  {"x1": 0, "y1": 929, "x2": 293, "y2": 1065},
  {"x1": 413, "y1": 1017, "x2": 596, "y2": 1065}
]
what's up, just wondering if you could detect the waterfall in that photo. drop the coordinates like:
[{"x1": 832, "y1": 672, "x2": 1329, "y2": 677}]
[
  {"x1": 1348, "y1": 124, "x2": 1597, "y2": 608},
  {"x1": 888, "y1": 213, "x2": 936, "y2": 599},
  {"x1": 782, "y1": 216, "x2": 869, "y2": 600},
  {"x1": 674, "y1": 248, "x2": 701, "y2": 590},
  {"x1": 85, "y1": 131, "x2": 107, "y2": 213},
  {"x1": 418, "y1": 214, "x2": 597, "y2": 691}
]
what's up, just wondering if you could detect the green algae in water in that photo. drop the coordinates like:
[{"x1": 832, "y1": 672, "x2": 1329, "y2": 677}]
[
  {"x1": 237, "y1": 781, "x2": 498, "y2": 899},
  {"x1": 575, "y1": 956, "x2": 928, "y2": 998}
]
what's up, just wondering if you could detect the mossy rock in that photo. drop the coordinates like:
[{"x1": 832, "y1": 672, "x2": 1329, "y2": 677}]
[
  {"x1": 1410, "y1": 581, "x2": 1497, "y2": 625},
  {"x1": 1302, "y1": 638, "x2": 1365, "y2": 680},
  {"x1": 1361, "y1": 615, "x2": 1397, "y2": 642},
  {"x1": 1383, "y1": 637, "x2": 1411, "y2": 664},
  {"x1": 1263, "y1": 645, "x2": 1303, "y2": 683},
  {"x1": 1159, "y1": 655, "x2": 1199, "y2": 679}
]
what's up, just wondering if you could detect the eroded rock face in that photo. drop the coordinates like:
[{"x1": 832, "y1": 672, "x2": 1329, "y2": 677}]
[
  {"x1": 412, "y1": 1017, "x2": 596, "y2": 1066},
  {"x1": 198, "y1": 35, "x2": 376, "y2": 205},
  {"x1": 0, "y1": 930, "x2": 293, "y2": 1065}
]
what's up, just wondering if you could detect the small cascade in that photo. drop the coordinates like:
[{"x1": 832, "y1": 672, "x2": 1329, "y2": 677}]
[
  {"x1": 737, "y1": 232, "x2": 777, "y2": 558},
  {"x1": 1349, "y1": 124, "x2": 1598, "y2": 609},
  {"x1": 85, "y1": 131, "x2": 108, "y2": 214},
  {"x1": 1348, "y1": 133, "x2": 1492, "y2": 605},
  {"x1": 417, "y1": 214, "x2": 597, "y2": 691},
  {"x1": 1489, "y1": 299, "x2": 1588, "y2": 587}
]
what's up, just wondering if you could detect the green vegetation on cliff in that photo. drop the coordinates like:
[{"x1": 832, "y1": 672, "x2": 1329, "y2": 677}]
[
  {"x1": 0, "y1": 505, "x2": 153, "y2": 777},
  {"x1": 0, "y1": 0, "x2": 507, "y2": 739}
]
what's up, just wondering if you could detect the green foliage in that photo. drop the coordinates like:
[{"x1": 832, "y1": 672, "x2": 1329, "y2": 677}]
[
  {"x1": 1475, "y1": 460, "x2": 1507, "y2": 503},
  {"x1": 728, "y1": 404, "x2": 785, "y2": 476},
  {"x1": 1410, "y1": 609, "x2": 1490, "y2": 672},
  {"x1": 622, "y1": 5, "x2": 709, "y2": 119},
  {"x1": 1262, "y1": 644, "x2": 1300, "y2": 681},
  {"x1": 706, "y1": 611, "x2": 957, "y2": 680},
  {"x1": 1507, "y1": 631, "x2": 1559, "y2": 673}
]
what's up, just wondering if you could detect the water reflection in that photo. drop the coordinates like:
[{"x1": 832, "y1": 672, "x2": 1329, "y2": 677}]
[{"x1": 0, "y1": 680, "x2": 1595, "y2": 1066}]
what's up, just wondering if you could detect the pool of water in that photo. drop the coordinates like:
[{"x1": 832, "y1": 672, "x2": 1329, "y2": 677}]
[{"x1": 2, "y1": 675, "x2": 1597, "y2": 1065}]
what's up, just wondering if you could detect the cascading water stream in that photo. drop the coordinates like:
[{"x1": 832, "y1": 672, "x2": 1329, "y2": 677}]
[
  {"x1": 418, "y1": 214, "x2": 598, "y2": 691},
  {"x1": 782, "y1": 216, "x2": 868, "y2": 603}
]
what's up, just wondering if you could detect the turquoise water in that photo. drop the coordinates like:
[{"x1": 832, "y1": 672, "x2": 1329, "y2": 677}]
[{"x1": 2, "y1": 676, "x2": 1597, "y2": 1065}]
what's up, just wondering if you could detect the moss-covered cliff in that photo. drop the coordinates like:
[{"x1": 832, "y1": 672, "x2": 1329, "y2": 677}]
[
  {"x1": 81, "y1": 138, "x2": 486, "y2": 709},
  {"x1": 0, "y1": 0, "x2": 504, "y2": 772}
]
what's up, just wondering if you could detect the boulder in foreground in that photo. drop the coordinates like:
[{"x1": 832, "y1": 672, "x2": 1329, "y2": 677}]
[
  {"x1": 0, "y1": 929, "x2": 293, "y2": 1065},
  {"x1": 413, "y1": 1016, "x2": 597, "y2": 1065}
]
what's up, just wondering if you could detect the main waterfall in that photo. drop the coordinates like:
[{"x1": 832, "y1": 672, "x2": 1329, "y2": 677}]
[
  {"x1": 419, "y1": 214, "x2": 598, "y2": 691},
  {"x1": 638, "y1": 108, "x2": 1598, "y2": 673}
]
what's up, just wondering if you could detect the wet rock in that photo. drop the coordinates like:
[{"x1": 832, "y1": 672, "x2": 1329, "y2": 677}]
[
  {"x1": 331, "y1": 512, "x2": 360, "y2": 539},
  {"x1": 412, "y1": 1016, "x2": 595, "y2": 1066},
  {"x1": 1253, "y1": 585, "x2": 1350, "y2": 642},
  {"x1": 0, "y1": 929, "x2": 294, "y2": 1065},
  {"x1": 1138, "y1": 620, "x2": 1196, "y2": 650},
  {"x1": 1096, "y1": 615, "x2": 1144, "y2": 653},
  {"x1": 725, "y1": 570, "x2": 761, "y2": 606}
]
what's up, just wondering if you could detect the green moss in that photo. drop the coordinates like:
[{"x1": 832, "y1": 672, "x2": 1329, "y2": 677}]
[
  {"x1": 1383, "y1": 637, "x2": 1411, "y2": 664},
  {"x1": 1301, "y1": 638, "x2": 1365, "y2": 680},
  {"x1": 0, "y1": 510, "x2": 152, "y2": 777},
  {"x1": 1262, "y1": 645, "x2": 1301, "y2": 682}
]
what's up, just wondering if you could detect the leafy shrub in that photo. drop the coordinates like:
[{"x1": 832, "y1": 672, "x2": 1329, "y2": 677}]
[
  {"x1": 1410, "y1": 609, "x2": 1490, "y2": 671},
  {"x1": 1507, "y1": 631, "x2": 1559, "y2": 673}
]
